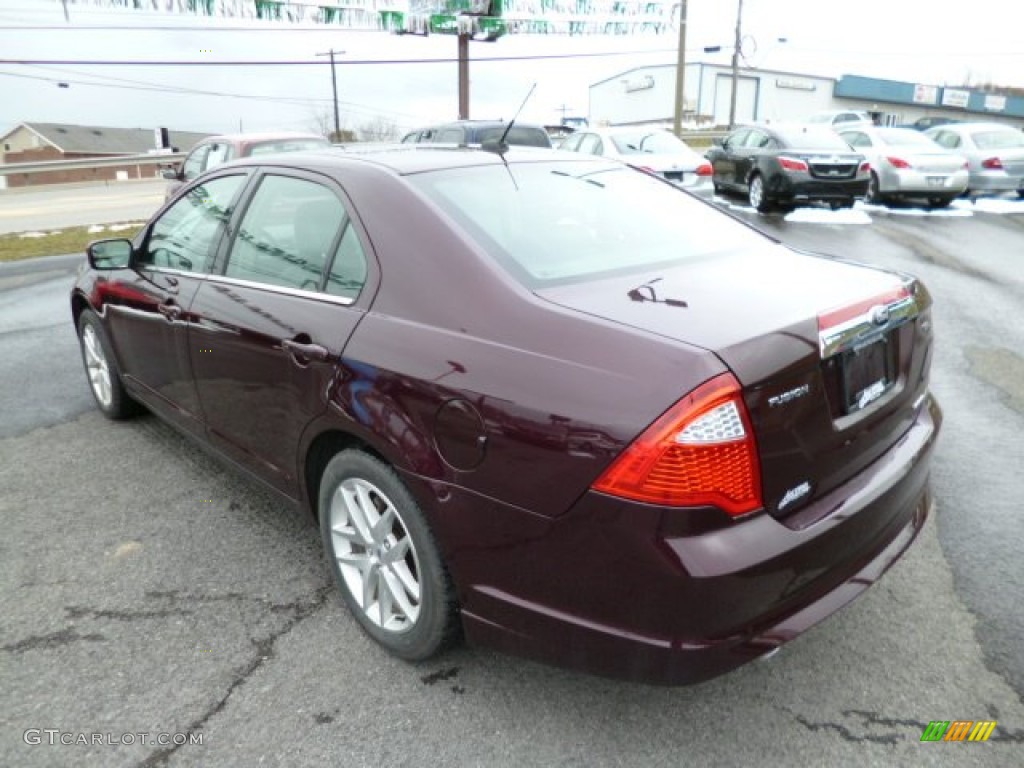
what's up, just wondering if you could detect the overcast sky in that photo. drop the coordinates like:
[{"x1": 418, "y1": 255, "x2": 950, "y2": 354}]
[{"x1": 1, "y1": 0, "x2": 1021, "y2": 138}]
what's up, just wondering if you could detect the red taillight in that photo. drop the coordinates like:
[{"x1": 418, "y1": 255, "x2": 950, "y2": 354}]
[
  {"x1": 982, "y1": 157, "x2": 1003, "y2": 169},
  {"x1": 592, "y1": 373, "x2": 762, "y2": 517},
  {"x1": 778, "y1": 156, "x2": 808, "y2": 172},
  {"x1": 817, "y1": 285, "x2": 911, "y2": 333},
  {"x1": 696, "y1": 162, "x2": 713, "y2": 177},
  {"x1": 858, "y1": 161, "x2": 871, "y2": 174},
  {"x1": 886, "y1": 156, "x2": 912, "y2": 169}
]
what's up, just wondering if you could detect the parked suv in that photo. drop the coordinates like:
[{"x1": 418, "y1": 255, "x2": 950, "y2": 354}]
[
  {"x1": 162, "y1": 132, "x2": 329, "y2": 200},
  {"x1": 401, "y1": 120, "x2": 552, "y2": 148}
]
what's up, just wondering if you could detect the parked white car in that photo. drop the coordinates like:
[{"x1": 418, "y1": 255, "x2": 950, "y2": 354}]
[
  {"x1": 838, "y1": 125, "x2": 968, "y2": 207},
  {"x1": 806, "y1": 110, "x2": 873, "y2": 129},
  {"x1": 925, "y1": 122, "x2": 1024, "y2": 198},
  {"x1": 559, "y1": 127, "x2": 712, "y2": 192}
]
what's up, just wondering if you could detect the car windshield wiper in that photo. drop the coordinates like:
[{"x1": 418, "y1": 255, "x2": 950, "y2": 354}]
[{"x1": 627, "y1": 277, "x2": 688, "y2": 307}]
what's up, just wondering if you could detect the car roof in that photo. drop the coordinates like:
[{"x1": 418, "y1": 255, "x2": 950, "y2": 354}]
[
  {"x1": 220, "y1": 145, "x2": 608, "y2": 176},
  {"x1": 201, "y1": 131, "x2": 327, "y2": 144}
]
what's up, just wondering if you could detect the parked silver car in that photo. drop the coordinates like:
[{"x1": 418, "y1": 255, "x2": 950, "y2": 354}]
[
  {"x1": 839, "y1": 126, "x2": 968, "y2": 207},
  {"x1": 559, "y1": 127, "x2": 712, "y2": 192},
  {"x1": 925, "y1": 123, "x2": 1024, "y2": 198}
]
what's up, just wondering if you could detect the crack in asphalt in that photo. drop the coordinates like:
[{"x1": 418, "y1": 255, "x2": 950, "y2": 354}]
[
  {"x1": 792, "y1": 713, "x2": 903, "y2": 745},
  {"x1": 2, "y1": 627, "x2": 106, "y2": 654},
  {"x1": 65, "y1": 605, "x2": 194, "y2": 622},
  {"x1": 136, "y1": 585, "x2": 334, "y2": 768},
  {"x1": 790, "y1": 707, "x2": 1024, "y2": 744}
]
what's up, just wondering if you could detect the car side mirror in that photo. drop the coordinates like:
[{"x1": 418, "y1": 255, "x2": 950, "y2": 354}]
[
  {"x1": 160, "y1": 167, "x2": 180, "y2": 180},
  {"x1": 87, "y1": 239, "x2": 133, "y2": 270}
]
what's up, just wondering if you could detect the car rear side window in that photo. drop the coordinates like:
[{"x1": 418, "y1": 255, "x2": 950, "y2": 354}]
[
  {"x1": 411, "y1": 161, "x2": 764, "y2": 288},
  {"x1": 141, "y1": 174, "x2": 245, "y2": 273},
  {"x1": 324, "y1": 224, "x2": 368, "y2": 300},
  {"x1": 225, "y1": 175, "x2": 345, "y2": 292}
]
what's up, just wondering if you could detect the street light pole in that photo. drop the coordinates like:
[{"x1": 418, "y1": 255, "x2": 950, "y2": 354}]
[
  {"x1": 672, "y1": 0, "x2": 688, "y2": 136},
  {"x1": 316, "y1": 49, "x2": 344, "y2": 141},
  {"x1": 728, "y1": 0, "x2": 743, "y2": 129}
]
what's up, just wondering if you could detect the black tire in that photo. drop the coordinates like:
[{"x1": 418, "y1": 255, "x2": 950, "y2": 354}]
[
  {"x1": 830, "y1": 198, "x2": 855, "y2": 210},
  {"x1": 319, "y1": 450, "x2": 459, "y2": 661},
  {"x1": 929, "y1": 196, "x2": 954, "y2": 209},
  {"x1": 865, "y1": 172, "x2": 885, "y2": 205},
  {"x1": 1017, "y1": 189, "x2": 1024, "y2": 199},
  {"x1": 76, "y1": 310, "x2": 139, "y2": 420},
  {"x1": 747, "y1": 173, "x2": 772, "y2": 213}
]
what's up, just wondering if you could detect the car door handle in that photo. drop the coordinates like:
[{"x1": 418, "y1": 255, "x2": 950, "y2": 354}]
[
  {"x1": 282, "y1": 338, "x2": 329, "y2": 363},
  {"x1": 158, "y1": 302, "x2": 182, "y2": 321}
]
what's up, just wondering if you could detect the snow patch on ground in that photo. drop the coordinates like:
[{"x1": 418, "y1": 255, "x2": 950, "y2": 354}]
[
  {"x1": 109, "y1": 222, "x2": 144, "y2": 231},
  {"x1": 860, "y1": 203, "x2": 973, "y2": 218},
  {"x1": 956, "y1": 197, "x2": 1024, "y2": 214},
  {"x1": 783, "y1": 207, "x2": 872, "y2": 225},
  {"x1": 87, "y1": 225, "x2": 106, "y2": 234},
  {"x1": 17, "y1": 231, "x2": 49, "y2": 239}
]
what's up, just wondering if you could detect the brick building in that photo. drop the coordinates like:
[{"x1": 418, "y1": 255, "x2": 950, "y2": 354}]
[{"x1": 0, "y1": 123, "x2": 209, "y2": 188}]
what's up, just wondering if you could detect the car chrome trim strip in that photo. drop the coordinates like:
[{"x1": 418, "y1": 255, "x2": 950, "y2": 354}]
[
  {"x1": 203, "y1": 274, "x2": 357, "y2": 306},
  {"x1": 819, "y1": 293, "x2": 920, "y2": 359}
]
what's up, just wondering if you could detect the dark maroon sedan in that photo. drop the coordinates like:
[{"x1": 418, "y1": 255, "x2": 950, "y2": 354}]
[{"x1": 71, "y1": 147, "x2": 940, "y2": 684}]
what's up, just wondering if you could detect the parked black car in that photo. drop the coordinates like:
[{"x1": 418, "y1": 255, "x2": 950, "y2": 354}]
[
  {"x1": 401, "y1": 120, "x2": 552, "y2": 149},
  {"x1": 707, "y1": 124, "x2": 870, "y2": 212}
]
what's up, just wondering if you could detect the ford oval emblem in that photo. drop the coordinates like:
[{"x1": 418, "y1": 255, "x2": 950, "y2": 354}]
[{"x1": 871, "y1": 305, "x2": 890, "y2": 326}]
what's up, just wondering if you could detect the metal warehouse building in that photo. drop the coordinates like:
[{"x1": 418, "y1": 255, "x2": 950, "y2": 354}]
[{"x1": 589, "y1": 62, "x2": 1024, "y2": 129}]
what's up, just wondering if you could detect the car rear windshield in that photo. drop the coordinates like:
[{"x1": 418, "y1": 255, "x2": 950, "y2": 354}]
[
  {"x1": 247, "y1": 139, "x2": 329, "y2": 156},
  {"x1": 610, "y1": 132, "x2": 690, "y2": 155},
  {"x1": 474, "y1": 126, "x2": 552, "y2": 148},
  {"x1": 971, "y1": 129, "x2": 1024, "y2": 149},
  {"x1": 409, "y1": 161, "x2": 764, "y2": 288},
  {"x1": 878, "y1": 128, "x2": 936, "y2": 146},
  {"x1": 774, "y1": 128, "x2": 852, "y2": 149}
]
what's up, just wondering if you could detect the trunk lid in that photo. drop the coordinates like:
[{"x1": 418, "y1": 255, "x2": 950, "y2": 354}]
[{"x1": 535, "y1": 242, "x2": 933, "y2": 521}]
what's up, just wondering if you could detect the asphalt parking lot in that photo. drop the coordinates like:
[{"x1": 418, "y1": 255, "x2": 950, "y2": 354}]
[{"x1": 1, "y1": 193, "x2": 1023, "y2": 767}]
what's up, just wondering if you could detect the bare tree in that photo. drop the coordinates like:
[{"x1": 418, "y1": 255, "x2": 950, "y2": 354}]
[
  {"x1": 356, "y1": 116, "x2": 401, "y2": 142},
  {"x1": 309, "y1": 107, "x2": 356, "y2": 143}
]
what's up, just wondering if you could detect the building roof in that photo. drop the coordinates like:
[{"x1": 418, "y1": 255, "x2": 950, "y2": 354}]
[{"x1": 3, "y1": 123, "x2": 212, "y2": 155}]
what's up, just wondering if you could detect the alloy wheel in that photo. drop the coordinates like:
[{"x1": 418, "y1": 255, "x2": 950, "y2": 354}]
[
  {"x1": 748, "y1": 175, "x2": 765, "y2": 210},
  {"x1": 81, "y1": 325, "x2": 112, "y2": 408},
  {"x1": 328, "y1": 478, "x2": 422, "y2": 632}
]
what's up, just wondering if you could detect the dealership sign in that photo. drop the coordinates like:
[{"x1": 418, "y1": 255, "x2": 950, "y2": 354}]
[
  {"x1": 913, "y1": 84, "x2": 939, "y2": 104},
  {"x1": 941, "y1": 88, "x2": 970, "y2": 108}
]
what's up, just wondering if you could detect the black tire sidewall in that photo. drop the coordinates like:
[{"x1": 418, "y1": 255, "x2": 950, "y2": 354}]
[
  {"x1": 318, "y1": 450, "x2": 455, "y2": 661},
  {"x1": 77, "y1": 310, "x2": 135, "y2": 420}
]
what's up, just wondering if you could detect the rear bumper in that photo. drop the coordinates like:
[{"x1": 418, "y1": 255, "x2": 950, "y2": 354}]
[
  {"x1": 770, "y1": 174, "x2": 869, "y2": 202},
  {"x1": 880, "y1": 168, "x2": 969, "y2": 196},
  {"x1": 968, "y1": 171, "x2": 1024, "y2": 192},
  {"x1": 423, "y1": 394, "x2": 941, "y2": 685}
]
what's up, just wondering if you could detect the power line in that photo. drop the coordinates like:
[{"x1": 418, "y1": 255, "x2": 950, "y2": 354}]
[
  {"x1": 0, "y1": 69, "x2": 419, "y2": 121},
  {"x1": 16, "y1": 62, "x2": 422, "y2": 119},
  {"x1": 0, "y1": 49, "x2": 678, "y2": 67}
]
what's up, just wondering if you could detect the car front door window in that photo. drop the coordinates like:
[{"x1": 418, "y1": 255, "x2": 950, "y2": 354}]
[{"x1": 141, "y1": 175, "x2": 246, "y2": 273}]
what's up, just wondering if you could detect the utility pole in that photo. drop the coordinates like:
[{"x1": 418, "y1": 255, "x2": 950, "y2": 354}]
[
  {"x1": 458, "y1": 34, "x2": 470, "y2": 120},
  {"x1": 316, "y1": 49, "x2": 344, "y2": 140},
  {"x1": 728, "y1": 0, "x2": 743, "y2": 129},
  {"x1": 555, "y1": 103, "x2": 574, "y2": 125},
  {"x1": 672, "y1": 0, "x2": 688, "y2": 136}
]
